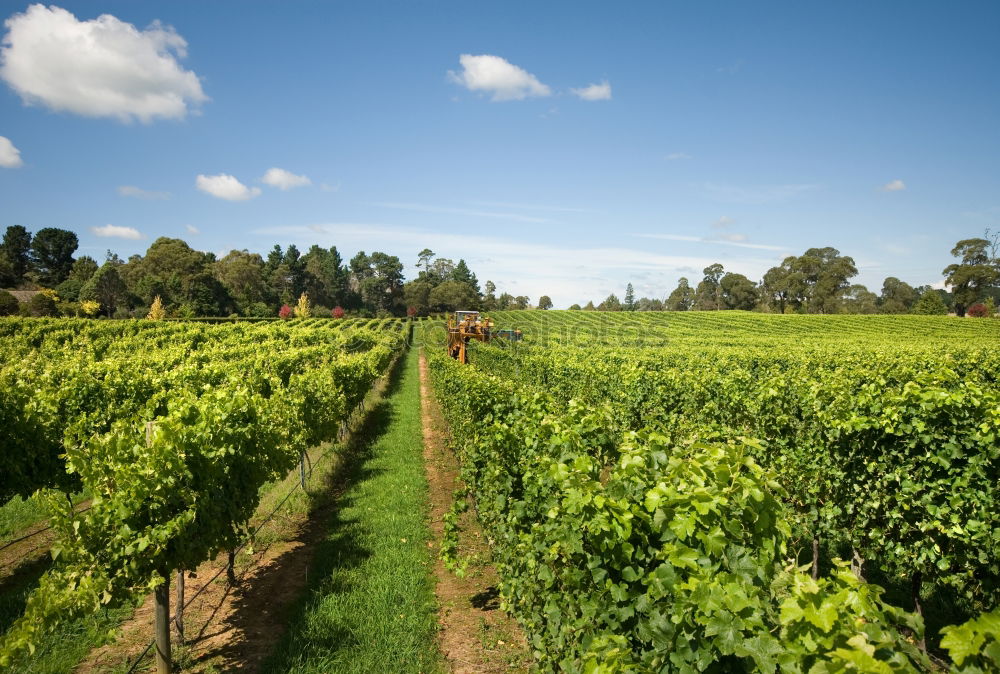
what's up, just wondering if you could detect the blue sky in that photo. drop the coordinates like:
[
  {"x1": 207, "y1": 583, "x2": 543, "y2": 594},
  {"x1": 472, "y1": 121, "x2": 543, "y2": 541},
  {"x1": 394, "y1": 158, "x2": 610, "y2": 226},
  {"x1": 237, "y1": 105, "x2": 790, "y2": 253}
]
[{"x1": 0, "y1": 1, "x2": 998, "y2": 307}]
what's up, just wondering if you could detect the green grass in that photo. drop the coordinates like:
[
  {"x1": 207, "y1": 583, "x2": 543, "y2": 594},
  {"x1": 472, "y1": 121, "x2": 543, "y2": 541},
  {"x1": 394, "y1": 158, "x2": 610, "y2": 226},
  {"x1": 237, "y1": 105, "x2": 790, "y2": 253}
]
[
  {"x1": 0, "y1": 430, "x2": 354, "y2": 673},
  {"x1": 0, "y1": 496, "x2": 46, "y2": 546},
  {"x1": 0, "y1": 491, "x2": 89, "y2": 545},
  {"x1": 262, "y1": 349, "x2": 442, "y2": 674}
]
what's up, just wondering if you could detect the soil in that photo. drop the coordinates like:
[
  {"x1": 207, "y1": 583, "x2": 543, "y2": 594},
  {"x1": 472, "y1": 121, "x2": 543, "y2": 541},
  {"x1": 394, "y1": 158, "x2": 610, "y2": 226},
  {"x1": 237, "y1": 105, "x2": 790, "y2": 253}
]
[
  {"x1": 418, "y1": 352, "x2": 531, "y2": 673},
  {"x1": 58, "y1": 352, "x2": 530, "y2": 673},
  {"x1": 0, "y1": 500, "x2": 91, "y2": 583},
  {"x1": 75, "y1": 439, "x2": 346, "y2": 674}
]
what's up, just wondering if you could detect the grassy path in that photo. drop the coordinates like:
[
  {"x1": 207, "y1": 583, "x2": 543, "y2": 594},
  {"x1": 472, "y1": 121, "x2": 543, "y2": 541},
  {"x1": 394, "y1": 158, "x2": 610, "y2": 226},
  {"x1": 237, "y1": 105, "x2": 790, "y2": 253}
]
[{"x1": 262, "y1": 348, "x2": 441, "y2": 673}]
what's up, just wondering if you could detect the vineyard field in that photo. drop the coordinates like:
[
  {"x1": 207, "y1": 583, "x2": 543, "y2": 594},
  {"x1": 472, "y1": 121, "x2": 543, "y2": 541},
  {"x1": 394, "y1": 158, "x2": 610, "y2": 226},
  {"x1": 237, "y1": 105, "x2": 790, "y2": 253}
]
[
  {"x1": 428, "y1": 310, "x2": 1000, "y2": 672},
  {"x1": 0, "y1": 317, "x2": 408, "y2": 668}
]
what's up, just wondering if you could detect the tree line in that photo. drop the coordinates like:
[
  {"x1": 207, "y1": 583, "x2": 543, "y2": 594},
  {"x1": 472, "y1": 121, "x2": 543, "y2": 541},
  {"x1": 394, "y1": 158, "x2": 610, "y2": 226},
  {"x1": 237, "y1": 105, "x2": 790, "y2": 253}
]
[
  {"x1": 575, "y1": 237, "x2": 1000, "y2": 317},
  {"x1": 0, "y1": 228, "x2": 514, "y2": 318},
  {"x1": 1, "y1": 225, "x2": 997, "y2": 317}
]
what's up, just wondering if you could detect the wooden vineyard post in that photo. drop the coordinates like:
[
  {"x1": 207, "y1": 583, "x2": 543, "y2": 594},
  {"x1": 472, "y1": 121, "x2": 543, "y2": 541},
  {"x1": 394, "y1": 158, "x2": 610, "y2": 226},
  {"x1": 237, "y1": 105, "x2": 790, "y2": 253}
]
[
  {"x1": 175, "y1": 570, "x2": 185, "y2": 643},
  {"x1": 147, "y1": 421, "x2": 173, "y2": 673},
  {"x1": 300, "y1": 450, "x2": 306, "y2": 489},
  {"x1": 154, "y1": 577, "x2": 172, "y2": 674}
]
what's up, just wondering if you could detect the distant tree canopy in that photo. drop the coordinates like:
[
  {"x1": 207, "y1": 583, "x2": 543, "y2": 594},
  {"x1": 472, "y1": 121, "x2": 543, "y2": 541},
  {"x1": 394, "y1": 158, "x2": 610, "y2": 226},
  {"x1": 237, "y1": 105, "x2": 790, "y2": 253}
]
[
  {"x1": 30, "y1": 228, "x2": 79, "y2": 286},
  {"x1": 665, "y1": 277, "x2": 694, "y2": 311},
  {"x1": 879, "y1": 277, "x2": 919, "y2": 314},
  {"x1": 591, "y1": 234, "x2": 997, "y2": 316},
  {"x1": 942, "y1": 238, "x2": 998, "y2": 317},
  {"x1": 0, "y1": 228, "x2": 525, "y2": 319},
  {"x1": 402, "y1": 250, "x2": 489, "y2": 315},
  {"x1": 598, "y1": 293, "x2": 622, "y2": 311},
  {"x1": 2, "y1": 225, "x2": 997, "y2": 317}
]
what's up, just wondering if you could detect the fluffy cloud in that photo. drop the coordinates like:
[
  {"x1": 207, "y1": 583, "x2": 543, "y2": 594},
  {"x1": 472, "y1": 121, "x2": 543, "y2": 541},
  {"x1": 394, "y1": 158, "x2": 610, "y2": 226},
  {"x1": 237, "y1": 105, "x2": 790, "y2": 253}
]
[
  {"x1": 0, "y1": 4, "x2": 207, "y2": 123},
  {"x1": 185, "y1": 224, "x2": 199, "y2": 235},
  {"x1": 0, "y1": 135, "x2": 22, "y2": 167},
  {"x1": 196, "y1": 173, "x2": 260, "y2": 201},
  {"x1": 254, "y1": 222, "x2": 782, "y2": 308},
  {"x1": 881, "y1": 179, "x2": 906, "y2": 192},
  {"x1": 91, "y1": 224, "x2": 142, "y2": 239},
  {"x1": 571, "y1": 80, "x2": 611, "y2": 101},
  {"x1": 261, "y1": 167, "x2": 312, "y2": 190},
  {"x1": 448, "y1": 54, "x2": 550, "y2": 101},
  {"x1": 118, "y1": 185, "x2": 170, "y2": 200},
  {"x1": 374, "y1": 201, "x2": 552, "y2": 224}
]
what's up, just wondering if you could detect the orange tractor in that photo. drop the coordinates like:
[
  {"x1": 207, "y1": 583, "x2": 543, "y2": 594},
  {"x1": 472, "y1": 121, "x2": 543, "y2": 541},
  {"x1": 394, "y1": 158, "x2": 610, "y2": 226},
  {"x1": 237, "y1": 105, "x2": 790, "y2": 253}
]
[{"x1": 446, "y1": 310, "x2": 521, "y2": 363}]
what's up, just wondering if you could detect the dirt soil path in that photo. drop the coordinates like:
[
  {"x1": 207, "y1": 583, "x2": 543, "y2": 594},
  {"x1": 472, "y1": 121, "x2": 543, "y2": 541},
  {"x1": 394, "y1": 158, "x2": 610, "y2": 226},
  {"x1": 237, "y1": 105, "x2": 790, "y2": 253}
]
[
  {"x1": 75, "y1": 464, "x2": 336, "y2": 674},
  {"x1": 0, "y1": 500, "x2": 91, "y2": 583},
  {"x1": 419, "y1": 352, "x2": 531, "y2": 673}
]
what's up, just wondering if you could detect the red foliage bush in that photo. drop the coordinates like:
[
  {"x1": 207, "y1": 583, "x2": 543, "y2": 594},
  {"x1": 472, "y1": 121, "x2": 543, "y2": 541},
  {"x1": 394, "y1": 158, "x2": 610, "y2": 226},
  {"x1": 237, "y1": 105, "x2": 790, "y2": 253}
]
[
  {"x1": 332, "y1": 306, "x2": 345, "y2": 319},
  {"x1": 967, "y1": 303, "x2": 989, "y2": 318},
  {"x1": 407, "y1": 306, "x2": 417, "y2": 317},
  {"x1": 278, "y1": 304, "x2": 293, "y2": 319}
]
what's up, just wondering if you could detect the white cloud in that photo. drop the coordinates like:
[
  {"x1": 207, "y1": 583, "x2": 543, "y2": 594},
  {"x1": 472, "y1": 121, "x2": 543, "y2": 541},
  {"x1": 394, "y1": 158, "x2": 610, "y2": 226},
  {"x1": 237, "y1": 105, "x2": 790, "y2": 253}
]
[
  {"x1": 571, "y1": 80, "x2": 611, "y2": 101},
  {"x1": 470, "y1": 200, "x2": 588, "y2": 213},
  {"x1": 702, "y1": 182, "x2": 819, "y2": 205},
  {"x1": 881, "y1": 179, "x2": 906, "y2": 192},
  {"x1": 0, "y1": 5, "x2": 207, "y2": 123},
  {"x1": 118, "y1": 185, "x2": 170, "y2": 200},
  {"x1": 196, "y1": 173, "x2": 260, "y2": 201},
  {"x1": 373, "y1": 202, "x2": 552, "y2": 224},
  {"x1": 0, "y1": 135, "x2": 22, "y2": 167},
  {"x1": 447, "y1": 54, "x2": 550, "y2": 101},
  {"x1": 633, "y1": 233, "x2": 786, "y2": 252},
  {"x1": 666, "y1": 152, "x2": 691, "y2": 160},
  {"x1": 252, "y1": 222, "x2": 781, "y2": 308},
  {"x1": 712, "y1": 215, "x2": 735, "y2": 228},
  {"x1": 185, "y1": 224, "x2": 199, "y2": 235},
  {"x1": 320, "y1": 182, "x2": 340, "y2": 193},
  {"x1": 261, "y1": 167, "x2": 312, "y2": 190},
  {"x1": 91, "y1": 224, "x2": 142, "y2": 239}
]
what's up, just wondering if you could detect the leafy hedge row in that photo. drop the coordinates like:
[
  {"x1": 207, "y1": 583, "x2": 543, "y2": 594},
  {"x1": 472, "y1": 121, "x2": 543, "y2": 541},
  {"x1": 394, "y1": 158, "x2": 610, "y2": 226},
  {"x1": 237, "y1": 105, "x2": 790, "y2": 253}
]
[
  {"x1": 471, "y1": 343, "x2": 1000, "y2": 618},
  {"x1": 0, "y1": 322, "x2": 402, "y2": 666},
  {"x1": 429, "y1": 352, "x2": 950, "y2": 672}
]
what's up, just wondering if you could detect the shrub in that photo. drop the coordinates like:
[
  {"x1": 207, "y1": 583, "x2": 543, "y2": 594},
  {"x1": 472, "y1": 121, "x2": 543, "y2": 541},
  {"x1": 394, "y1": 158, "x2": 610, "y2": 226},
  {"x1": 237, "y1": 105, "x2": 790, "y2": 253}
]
[
  {"x1": 245, "y1": 302, "x2": 272, "y2": 318},
  {"x1": 146, "y1": 295, "x2": 166, "y2": 320},
  {"x1": 294, "y1": 292, "x2": 311, "y2": 318},
  {"x1": 967, "y1": 303, "x2": 988, "y2": 317},
  {"x1": 57, "y1": 301, "x2": 80, "y2": 317},
  {"x1": 911, "y1": 291, "x2": 948, "y2": 315},
  {"x1": 278, "y1": 304, "x2": 293, "y2": 319},
  {"x1": 332, "y1": 306, "x2": 345, "y2": 319},
  {"x1": 23, "y1": 293, "x2": 58, "y2": 317},
  {"x1": 0, "y1": 291, "x2": 17, "y2": 316}
]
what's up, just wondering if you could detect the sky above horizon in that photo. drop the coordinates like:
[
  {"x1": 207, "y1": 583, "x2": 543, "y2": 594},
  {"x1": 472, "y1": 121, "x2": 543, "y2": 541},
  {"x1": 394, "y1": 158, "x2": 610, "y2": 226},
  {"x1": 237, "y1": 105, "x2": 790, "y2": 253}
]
[{"x1": 1, "y1": 1, "x2": 998, "y2": 307}]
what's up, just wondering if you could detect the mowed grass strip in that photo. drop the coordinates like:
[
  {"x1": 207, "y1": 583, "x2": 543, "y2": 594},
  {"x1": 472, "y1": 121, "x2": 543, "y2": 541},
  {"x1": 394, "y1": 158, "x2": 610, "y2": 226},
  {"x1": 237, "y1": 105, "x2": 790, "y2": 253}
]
[{"x1": 263, "y1": 349, "x2": 441, "y2": 674}]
